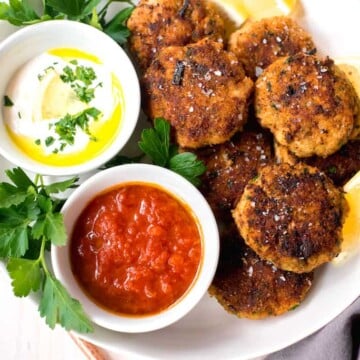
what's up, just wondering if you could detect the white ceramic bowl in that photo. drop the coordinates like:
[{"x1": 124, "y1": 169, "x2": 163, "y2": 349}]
[
  {"x1": 0, "y1": 20, "x2": 140, "y2": 176},
  {"x1": 52, "y1": 164, "x2": 220, "y2": 333}
]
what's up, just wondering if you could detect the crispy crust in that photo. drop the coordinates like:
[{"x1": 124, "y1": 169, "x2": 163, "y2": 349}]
[
  {"x1": 228, "y1": 16, "x2": 315, "y2": 79},
  {"x1": 233, "y1": 162, "x2": 347, "y2": 273},
  {"x1": 255, "y1": 53, "x2": 359, "y2": 158},
  {"x1": 195, "y1": 127, "x2": 274, "y2": 215},
  {"x1": 142, "y1": 38, "x2": 254, "y2": 148},
  {"x1": 275, "y1": 140, "x2": 360, "y2": 187},
  {"x1": 127, "y1": 0, "x2": 225, "y2": 71},
  {"x1": 209, "y1": 225, "x2": 313, "y2": 319}
]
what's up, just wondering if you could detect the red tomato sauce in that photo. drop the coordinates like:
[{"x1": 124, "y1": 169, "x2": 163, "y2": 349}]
[{"x1": 70, "y1": 182, "x2": 202, "y2": 316}]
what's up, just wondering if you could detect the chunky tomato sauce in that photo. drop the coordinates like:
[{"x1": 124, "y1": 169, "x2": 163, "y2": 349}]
[{"x1": 70, "y1": 182, "x2": 202, "y2": 316}]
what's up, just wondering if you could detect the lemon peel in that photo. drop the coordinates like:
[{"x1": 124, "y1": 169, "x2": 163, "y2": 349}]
[
  {"x1": 332, "y1": 171, "x2": 360, "y2": 266},
  {"x1": 210, "y1": 0, "x2": 297, "y2": 29}
]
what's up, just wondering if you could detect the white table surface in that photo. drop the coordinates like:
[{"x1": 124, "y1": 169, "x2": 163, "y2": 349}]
[{"x1": 0, "y1": 270, "x2": 89, "y2": 360}]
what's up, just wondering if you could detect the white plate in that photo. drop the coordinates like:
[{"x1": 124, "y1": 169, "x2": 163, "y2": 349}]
[{"x1": 1, "y1": 0, "x2": 360, "y2": 359}]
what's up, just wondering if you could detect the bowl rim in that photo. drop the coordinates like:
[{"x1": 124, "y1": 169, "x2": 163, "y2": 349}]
[
  {"x1": 0, "y1": 19, "x2": 140, "y2": 176},
  {"x1": 51, "y1": 163, "x2": 220, "y2": 333}
]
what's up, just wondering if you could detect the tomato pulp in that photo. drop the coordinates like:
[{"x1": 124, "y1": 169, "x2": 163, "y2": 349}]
[{"x1": 70, "y1": 182, "x2": 202, "y2": 316}]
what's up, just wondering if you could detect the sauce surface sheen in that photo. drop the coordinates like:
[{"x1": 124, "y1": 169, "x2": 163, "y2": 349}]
[{"x1": 70, "y1": 182, "x2": 202, "y2": 316}]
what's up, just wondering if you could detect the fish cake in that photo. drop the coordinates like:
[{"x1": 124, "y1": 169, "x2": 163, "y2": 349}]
[
  {"x1": 255, "y1": 53, "x2": 359, "y2": 158},
  {"x1": 127, "y1": 0, "x2": 225, "y2": 70},
  {"x1": 209, "y1": 225, "x2": 313, "y2": 319},
  {"x1": 233, "y1": 162, "x2": 347, "y2": 273},
  {"x1": 196, "y1": 127, "x2": 274, "y2": 215},
  {"x1": 142, "y1": 38, "x2": 254, "y2": 148},
  {"x1": 228, "y1": 16, "x2": 315, "y2": 79},
  {"x1": 275, "y1": 140, "x2": 360, "y2": 187}
]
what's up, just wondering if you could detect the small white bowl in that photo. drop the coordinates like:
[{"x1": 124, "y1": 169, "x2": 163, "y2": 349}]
[
  {"x1": 52, "y1": 164, "x2": 220, "y2": 333},
  {"x1": 0, "y1": 20, "x2": 140, "y2": 176}
]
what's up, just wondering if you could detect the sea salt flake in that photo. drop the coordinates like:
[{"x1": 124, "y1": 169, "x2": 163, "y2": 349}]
[{"x1": 255, "y1": 66, "x2": 263, "y2": 77}]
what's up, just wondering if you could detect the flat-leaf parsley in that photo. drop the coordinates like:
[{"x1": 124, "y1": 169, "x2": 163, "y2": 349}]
[{"x1": 0, "y1": 168, "x2": 93, "y2": 333}]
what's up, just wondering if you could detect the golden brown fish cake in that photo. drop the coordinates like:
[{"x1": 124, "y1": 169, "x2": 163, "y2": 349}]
[
  {"x1": 233, "y1": 162, "x2": 347, "y2": 273},
  {"x1": 209, "y1": 225, "x2": 314, "y2": 319},
  {"x1": 275, "y1": 140, "x2": 360, "y2": 187},
  {"x1": 228, "y1": 16, "x2": 315, "y2": 80},
  {"x1": 142, "y1": 38, "x2": 254, "y2": 148},
  {"x1": 255, "y1": 53, "x2": 359, "y2": 158},
  {"x1": 127, "y1": 0, "x2": 225, "y2": 71},
  {"x1": 195, "y1": 127, "x2": 274, "y2": 215}
]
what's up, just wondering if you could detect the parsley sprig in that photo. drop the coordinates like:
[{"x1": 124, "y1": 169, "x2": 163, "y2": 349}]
[
  {"x1": 0, "y1": 168, "x2": 93, "y2": 333},
  {"x1": 103, "y1": 118, "x2": 206, "y2": 186},
  {"x1": 0, "y1": 0, "x2": 134, "y2": 45}
]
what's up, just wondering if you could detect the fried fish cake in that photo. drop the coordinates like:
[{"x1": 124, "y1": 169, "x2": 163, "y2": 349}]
[
  {"x1": 228, "y1": 16, "x2": 315, "y2": 80},
  {"x1": 233, "y1": 162, "x2": 347, "y2": 273},
  {"x1": 209, "y1": 225, "x2": 313, "y2": 319},
  {"x1": 275, "y1": 140, "x2": 360, "y2": 187},
  {"x1": 142, "y1": 38, "x2": 254, "y2": 148},
  {"x1": 127, "y1": 0, "x2": 225, "y2": 71},
  {"x1": 255, "y1": 53, "x2": 359, "y2": 158},
  {"x1": 195, "y1": 127, "x2": 274, "y2": 215}
]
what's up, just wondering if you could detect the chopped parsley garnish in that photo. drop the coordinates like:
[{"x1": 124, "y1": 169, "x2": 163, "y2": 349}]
[
  {"x1": 60, "y1": 62, "x2": 98, "y2": 103},
  {"x1": 38, "y1": 65, "x2": 55, "y2": 81},
  {"x1": 53, "y1": 107, "x2": 100, "y2": 150},
  {"x1": 45, "y1": 136, "x2": 55, "y2": 147},
  {"x1": 4, "y1": 95, "x2": 14, "y2": 107},
  {"x1": 34, "y1": 108, "x2": 101, "y2": 152}
]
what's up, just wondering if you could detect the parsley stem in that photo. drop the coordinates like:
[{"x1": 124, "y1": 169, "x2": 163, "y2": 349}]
[
  {"x1": 34, "y1": 174, "x2": 40, "y2": 186},
  {"x1": 39, "y1": 236, "x2": 49, "y2": 276}
]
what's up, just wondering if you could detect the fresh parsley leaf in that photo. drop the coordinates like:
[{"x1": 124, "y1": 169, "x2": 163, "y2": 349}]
[
  {"x1": 0, "y1": 169, "x2": 91, "y2": 333},
  {"x1": 0, "y1": 183, "x2": 29, "y2": 208},
  {"x1": 42, "y1": 212, "x2": 67, "y2": 246},
  {"x1": 3, "y1": 95, "x2": 14, "y2": 106},
  {"x1": 45, "y1": 0, "x2": 101, "y2": 19},
  {"x1": 7, "y1": 258, "x2": 42, "y2": 297},
  {"x1": 5, "y1": 167, "x2": 35, "y2": 190},
  {"x1": 0, "y1": 222, "x2": 29, "y2": 258},
  {"x1": 138, "y1": 118, "x2": 170, "y2": 167},
  {"x1": 39, "y1": 275, "x2": 94, "y2": 332},
  {"x1": 0, "y1": 0, "x2": 40, "y2": 26},
  {"x1": 169, "y1": 152, "x2": 207, "y2": 187},
  {"x1": 138, "y1": 118, "x2": 206, "y2": 186},
  {"x1": 103, "y1": 6, "x2": 134, "y2": 45},
  {"x1": 89, "y1": 7, "x2": 102, "y2": 30},
  {"x1": 44, "y1": 177, "x2": 79, "y2": 195},
  {"x1": 1, "y1": 0, "x2": 134, "y2": 46}
]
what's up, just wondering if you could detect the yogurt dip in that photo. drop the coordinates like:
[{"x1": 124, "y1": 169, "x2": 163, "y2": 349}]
[{"x1": 3, "y1": 48, "x2": 123, "y2": 166}]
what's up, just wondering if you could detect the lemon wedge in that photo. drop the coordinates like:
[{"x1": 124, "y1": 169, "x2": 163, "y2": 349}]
[
  {"x1": 242, "y1": 0, "x2": 297, "y2": 19},
  {"x1": 332, "y1": 171, "x2": 360, "y2": 265},
  {"x1": 38, "y1": 72, "x2": 86, "y2": 120},
  {"x1": 335, "y1": 57, "x2": 360, "y2": 97},
  {"x1": 210, "y1": 0, "x2": 297, "y2": 27},
  {"x1": 210, "y1": 0, "x2": 249, "y2": 29}
]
